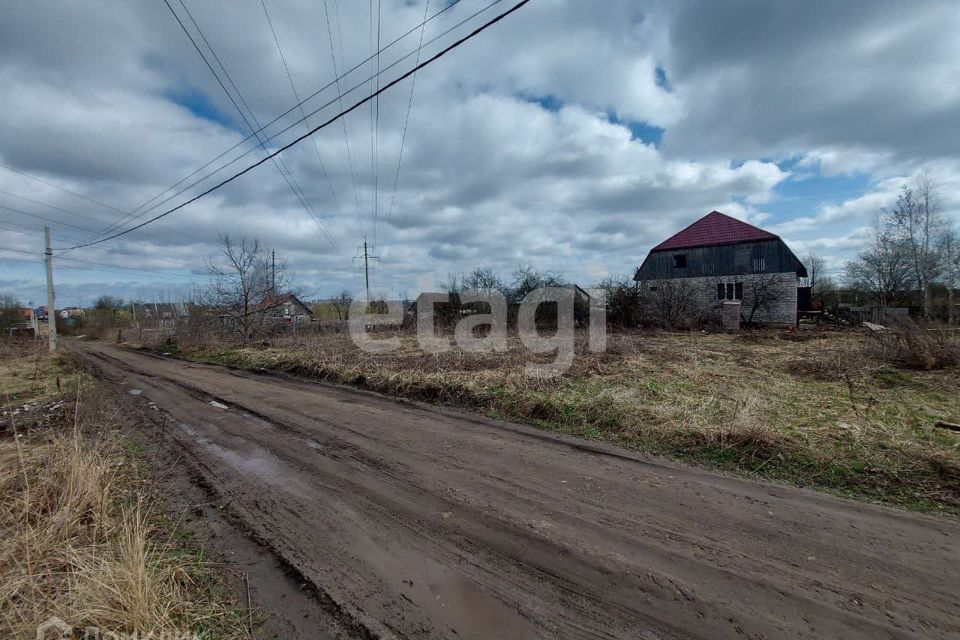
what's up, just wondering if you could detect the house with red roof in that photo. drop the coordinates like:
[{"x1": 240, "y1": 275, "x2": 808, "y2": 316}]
[{"x1": 634, "y1": 211, "x2": 807, "y2": 326}]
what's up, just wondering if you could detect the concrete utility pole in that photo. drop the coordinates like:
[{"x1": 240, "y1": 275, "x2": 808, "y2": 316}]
[
  {"x1": 271, "y1": 250, "x2": 276, "y2": 296},
  {"x1": 43, "y1": 226, "x2": 57, "y2": 352}
]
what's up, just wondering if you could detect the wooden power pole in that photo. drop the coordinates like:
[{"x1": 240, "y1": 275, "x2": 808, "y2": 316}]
[{"x1": 44, "y1": 226, "x2": 57, "y2": 352}]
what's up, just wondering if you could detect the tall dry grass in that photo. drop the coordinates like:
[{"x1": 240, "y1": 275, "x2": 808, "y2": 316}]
[{"x1": 0, "y1": 373, "x2": 245, "y2": 638}]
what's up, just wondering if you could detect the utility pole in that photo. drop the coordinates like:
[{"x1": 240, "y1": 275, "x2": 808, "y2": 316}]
[
  {"x1": 271, "y1": 249, "x2": 276, "y2": 296},
  {"x1": 44, "y1": 226, "x2": 57, "y2": 352},
  {"x1": 354, "y1": 236, "x2": 379, "y2": 304}
]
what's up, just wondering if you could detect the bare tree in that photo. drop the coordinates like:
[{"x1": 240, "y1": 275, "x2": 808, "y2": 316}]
[
  {"x1": 642, "y1": 279, "x2": 701, "y2": 329},
  {"x1": 508, "y1": 265, "x2": 566, "y2": 304},
  {"x1": 942, "y1": 227, "x2": 960, "y2": 324},
  {"x1": 200, "y1": 235, "x2": 293, "y2": 343},
  {"x1": 803, "y1": 252, "x2": 825, "y2": 291},
  {"x1": 595, "y1": 277, "x2": 642, "y2": 328},
  {"x1": 0, "y1": 294, "x2": 21, "y2": 334},
  {"x1": 462, "y1": 267, "x2": 506, "y2": 297},
  {"x1": 742, "y1": 273, "x2": 785, "y2": 323},
  {"x1": 887, "y1": 172, "x2": 949, "y2": 316},
  {"x1": 844, "y1": 216, "x2": 913, "y2": 307},
  {"x1": 331, "y1": 289, "x2": 353, "y2": 323}
]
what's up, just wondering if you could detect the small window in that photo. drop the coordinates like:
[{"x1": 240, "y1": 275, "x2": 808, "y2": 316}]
[
  {"x1": 717, "y1": 283, "x2": 725, "y2": 300},
  {"x1": 673, "y1": 254, "x2": 687, "y2": 268},
  {"x1": 752, "y1": 257, "x2": 766, "y2": 272},
  {"x1": 649, "y1": 286, "x2": 658, "y2": 292},
  {"x1": 735, "y1": 282, "x2": 743, "y2": 300}
]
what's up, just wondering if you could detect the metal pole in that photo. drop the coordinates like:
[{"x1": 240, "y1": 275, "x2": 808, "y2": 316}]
[
  {"x1": 363, "y1": 238, "x2": 370, "y2": 304},
  {"x1": 44, "y1": 226, "x2": 57, "y2": 352}
]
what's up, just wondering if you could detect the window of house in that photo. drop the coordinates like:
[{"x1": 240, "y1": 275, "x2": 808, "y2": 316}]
[
  {"x1": 718, "y1": 282, "x2": 743, "y2": 301},
  {"x1": 673, "y1": 254, "x2": 687, "y2": 268},
  {"x1": 752, "y1": 257, "x2": 766, "y2": 272}
]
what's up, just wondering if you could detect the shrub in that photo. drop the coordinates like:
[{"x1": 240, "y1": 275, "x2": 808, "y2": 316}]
[{"x1": 864, "y1": 322, "x2": 960, "y2": 370}]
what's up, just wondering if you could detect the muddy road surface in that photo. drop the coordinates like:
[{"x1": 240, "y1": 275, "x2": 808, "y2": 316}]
[{"x1": 76, "y1": 341, "x2": 959, "y2": 640}]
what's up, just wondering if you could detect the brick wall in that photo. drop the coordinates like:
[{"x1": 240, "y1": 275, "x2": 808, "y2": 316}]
[{"x1": 639, "y1": 272, "x2": 798, "y2": 326}]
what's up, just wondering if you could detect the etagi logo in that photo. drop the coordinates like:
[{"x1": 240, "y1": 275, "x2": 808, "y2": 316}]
[
  {"x1": 37, "y1": 616, "x2": 70, "y2": 639},
  {"x1": 36, "y1": 617, "x2": 199, "y2": 640},
  {"x1": 349, "y1": 287, "x2": 606, "y2": 378}
]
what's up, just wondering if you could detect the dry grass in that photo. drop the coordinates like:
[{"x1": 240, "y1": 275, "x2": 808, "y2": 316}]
[
  {"x1": 155, "y1": 327, "x2": 960, "y2": 514},
  {"x1": 0, "y1": 342, "x2": 246, "y2": 639}
]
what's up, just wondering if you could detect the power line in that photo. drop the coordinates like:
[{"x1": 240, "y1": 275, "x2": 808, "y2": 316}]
[
  {"x1": 323, "y1": 0, "x2": 362, "y2": 227},
  {"x1": 384, "y1": 0, "x2": 432, "y2": 253},
  {"x1": 261, "y1": 0, "x2": 341, "y2": 216},
  {"x1": 0, "y1": 199, "x2": 200, "y2": 267},
  {"x1": 0, "y1": 162, "x2": 127, "y2": 215},
  {"x1": 0, "y1": 243, "x2": 201, "y2": 279},
  {"x1": 0, "y1": 201, "x2": 95, "y2": 232},
  {"x1": 61, "y1": 0, "x2": 476, "y2": 250},
  {"x1": 0, "y1": 188, "x2": 120, "y2": 228},
  {"x1": 83, "y1": 0, "x2": 466, "y2": 250},
  {"x1": 161, "y1": 0, "x2": 341, "y2": 255},
  {"x1": 58, "y1": 0, "x2": 528, "y2": 251}
]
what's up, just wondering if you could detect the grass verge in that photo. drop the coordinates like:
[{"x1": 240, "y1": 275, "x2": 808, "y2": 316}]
[{"x1": 0, "y1": 341, "x2": 247, "y2": 639}]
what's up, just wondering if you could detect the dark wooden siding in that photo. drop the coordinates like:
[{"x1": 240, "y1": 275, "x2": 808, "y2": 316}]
[{"x1": 634, "y1": 239, "x2": 805, "y2": 280}]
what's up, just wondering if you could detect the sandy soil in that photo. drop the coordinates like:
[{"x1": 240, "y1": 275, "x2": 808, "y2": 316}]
[{"x1": 75, "y1": 340, "x2": 960, "y2": 640}]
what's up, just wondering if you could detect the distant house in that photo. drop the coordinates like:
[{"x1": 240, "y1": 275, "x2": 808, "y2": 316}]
[
  {"x1": 59, "y1": 307, "x2": 85, "y2": 320},
  {"x1": 130, "y1": 302, "x2": 190, "y2": 323},
  {"x1": 634, "y1": 211, "x2": 807, "y2": 326},
  {"x1": 259, "y1": 293, "x2": 313, "y2": 324}
]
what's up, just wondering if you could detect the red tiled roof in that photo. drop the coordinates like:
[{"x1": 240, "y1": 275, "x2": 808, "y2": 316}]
[{"x1": 652, "y1": 211, "x2": 778, "y2": 251}]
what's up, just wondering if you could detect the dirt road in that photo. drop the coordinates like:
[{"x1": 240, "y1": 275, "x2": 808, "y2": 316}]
[{"x1": 76, "y1": 341, "x2": 959, "y2": 639}]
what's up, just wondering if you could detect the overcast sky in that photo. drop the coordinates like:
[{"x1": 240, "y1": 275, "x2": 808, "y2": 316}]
[{"x1": 1, "y1": 0, "x2": 959, "y2": 306}]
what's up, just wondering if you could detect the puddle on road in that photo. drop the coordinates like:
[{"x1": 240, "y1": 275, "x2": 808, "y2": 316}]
[
  {"x1": 177, "y1": 422, "x2": 313, "y2": 499},
  {"x1": 128, "y1": 389, "x2": 142, "y2": 396}
]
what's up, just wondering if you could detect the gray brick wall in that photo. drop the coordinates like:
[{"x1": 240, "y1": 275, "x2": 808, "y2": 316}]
[{"x1": 639, "y1": 272, "x2": 798, "y2": 326}]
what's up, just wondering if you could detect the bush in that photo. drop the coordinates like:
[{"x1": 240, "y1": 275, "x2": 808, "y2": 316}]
[
  {"x1": 594, "y1": 278, "x2": 642, "y2": 328},
  {"x1": 864, "y1": 322, "x2": 960, "y2": 370},
  {"x1": 640, "y1": 280, "x2": 719, "y2": 330}
]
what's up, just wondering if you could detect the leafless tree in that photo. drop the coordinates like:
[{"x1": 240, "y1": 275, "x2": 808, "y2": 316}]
[
  {"x1": 742, "y1": 273, "x2": 785, "y2": 323},
  {"x1": 887, "y1": 172, "x2": 949, "y2": 316},
  {"x1": 331, "y1": 289, "x2": 353, "y2": 323},
  {"x1": 942, "y1": 227, "x2": 960, "y2": 324},
  {"x1": 595, "y1": 277, "x2": 643, "y2": 328},
  {"x1": 844, "y1": 216, "x2": 913, "y2": 307},
  {"x1": 508, "y1": 265, "x2": 566, "y2": 304},
  {"x1": 200, "y1": 234, "x2": 293, "y2": 343},
  {"x1": 0, "y1": 293, "x2": 21, "y2": 334},
  {"x1": 462, "y1": 267, "x2": 506, "y2": 297},
  {"x1": 642, "y1": 279, "x2": 701, "y2": 329},
  {"x1": 803, "y1": 252, "x2": 825, "y2": 291}
]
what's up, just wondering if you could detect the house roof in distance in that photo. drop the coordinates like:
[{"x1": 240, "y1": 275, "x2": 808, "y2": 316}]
[{"x1": 652, "y1": 210, "x2": 779, "y2": 251}]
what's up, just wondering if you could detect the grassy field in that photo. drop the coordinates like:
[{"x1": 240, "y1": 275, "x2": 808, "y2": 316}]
[
  {"x1": 0, "y1": 341, "x2": 247, "y2": 639},
  {"x1": 155, "y1": 327, "x2": 960, "y2": 515}
]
